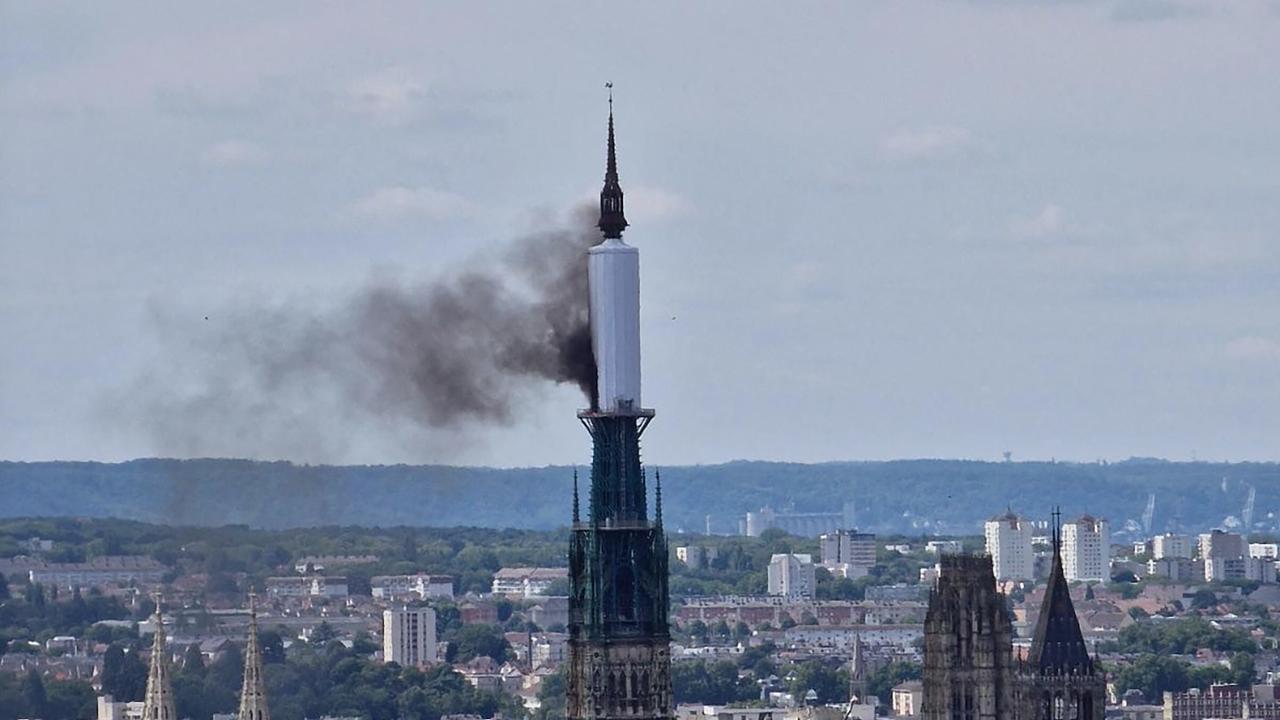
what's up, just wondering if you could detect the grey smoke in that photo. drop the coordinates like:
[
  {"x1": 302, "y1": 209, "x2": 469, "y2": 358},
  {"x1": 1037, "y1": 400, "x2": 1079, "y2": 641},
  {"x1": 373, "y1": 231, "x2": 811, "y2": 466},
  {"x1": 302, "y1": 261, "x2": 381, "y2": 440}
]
[{"x1": 116, "y1": 206, "x2": 598, "y2": 461}]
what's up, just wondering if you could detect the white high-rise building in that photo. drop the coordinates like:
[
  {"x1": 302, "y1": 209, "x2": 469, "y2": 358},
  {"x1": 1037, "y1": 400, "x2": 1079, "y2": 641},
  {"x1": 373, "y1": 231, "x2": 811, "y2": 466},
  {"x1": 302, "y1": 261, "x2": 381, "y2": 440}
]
[
  {"x1": 1152, "y1": 533, "x2": 1192, "y2": 560},
  {"x1": 383, "y1": 607, "x2": 437, "y2": 667},
  {"x1": 1062, "y1": 516, "x2": 1110, "y2": 582},
  {"x1": 767, "y1": 553, "x2": 816, "y2": 599},
  {"x1": 984, "y1": 512, "x2": 1033, "y2": 581}
]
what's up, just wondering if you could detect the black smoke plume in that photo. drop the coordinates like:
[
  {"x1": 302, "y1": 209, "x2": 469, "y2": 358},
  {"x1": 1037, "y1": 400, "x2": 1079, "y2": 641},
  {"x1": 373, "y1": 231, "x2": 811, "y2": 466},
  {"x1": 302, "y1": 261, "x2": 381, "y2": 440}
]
[{"x1": 117, "y1": 206, "x2": 599, "y2": 461}]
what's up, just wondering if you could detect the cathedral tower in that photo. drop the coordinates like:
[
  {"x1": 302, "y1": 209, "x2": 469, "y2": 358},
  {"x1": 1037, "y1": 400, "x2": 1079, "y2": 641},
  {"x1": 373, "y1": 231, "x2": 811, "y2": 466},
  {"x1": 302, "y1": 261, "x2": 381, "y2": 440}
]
[
  {"x1": 566, "y1": 92, "x2": 673, "y2": 720},
  {"x1": 141, "y1": 597, "x2": 176, "y2": 720},
  {"x1": 1016, "y1": 510, "x2": 1104, "y2": 720},
  {"x1": 921, "y1": 555, "x2": 1016, "y2": 720}
]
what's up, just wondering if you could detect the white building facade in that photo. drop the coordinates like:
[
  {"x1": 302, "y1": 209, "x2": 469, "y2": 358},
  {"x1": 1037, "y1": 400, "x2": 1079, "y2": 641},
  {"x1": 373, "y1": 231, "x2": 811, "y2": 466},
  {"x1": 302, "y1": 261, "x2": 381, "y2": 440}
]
[
  {"x1": 1062, "y1": 516, "x2": 1110, "y2": 582},
  {"x1": 767, "y1": 553, "x2": 816, "y2": 599},
  {"x1": 383, "y1": 607, "x2": 438, "y2": 667},
  {"x1": 1152, "y1": 533, "x2": 1192, "y2": 560},
  {"x1": 984, "y1": 513, "x2": 1033, "y2": 581}
]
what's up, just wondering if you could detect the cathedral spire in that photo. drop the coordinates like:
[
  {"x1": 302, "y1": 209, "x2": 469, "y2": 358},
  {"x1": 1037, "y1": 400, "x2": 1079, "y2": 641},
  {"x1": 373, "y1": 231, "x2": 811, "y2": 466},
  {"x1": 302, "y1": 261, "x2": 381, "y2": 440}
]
[
  {"x1": 141, "y1": 595, "x2": 176, "y2": 720},
  {"x1": 238, "y1": 592, "x2": 270, "y2": 720},
  {"x1": 1028, "y1": 507, "x2": 1093, "y2": 676},
  {"x1": 598, "y1": 83, "x2": 628, "y2": 240}
]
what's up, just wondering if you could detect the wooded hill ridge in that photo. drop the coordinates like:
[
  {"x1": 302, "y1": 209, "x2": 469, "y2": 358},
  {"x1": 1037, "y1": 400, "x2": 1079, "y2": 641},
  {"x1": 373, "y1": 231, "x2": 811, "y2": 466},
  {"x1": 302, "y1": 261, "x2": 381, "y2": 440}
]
[{"x1": 2, "y1": 458, "x2": 1276, "y2": 536}]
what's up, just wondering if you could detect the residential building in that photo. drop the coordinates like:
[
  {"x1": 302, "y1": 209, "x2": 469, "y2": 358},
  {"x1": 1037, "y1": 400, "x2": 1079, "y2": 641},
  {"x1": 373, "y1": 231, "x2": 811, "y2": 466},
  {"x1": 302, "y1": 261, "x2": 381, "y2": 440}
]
[
  {"x1": 1207, "y1": 557, "x2": 1278, "y2": 584},
  {"x1": 819, "y1": 530, "x2": 875, "y2": 579},
  {"x1": 264, "y1": 576, "x2": 348, "y2": 598},
  {"x1": 459, "y1": 601, "x2": 498, "y2": 625},
  {"x1": 1200, "y1": 530, "x2": 1245, "y2": 560},
  {"x1": 893, "y1": 681, "x2": 924, "y2": 717},
  {"x1": 676, "y1": 546, "x2": 718, "y2": 569},
  {"x1": 1147, "y1": 557, "x2": 1197, "y2": 582},
  {"x1": 1249, "y1": 543, "x2": 1279, "y2": 560},
  {"x1": 383, "y1": 607, "x2": 438, "y2": 667},
  {"x1": 1162, "y1": 684, "x2": 1280, "y2": 720},
  {"x1": 28, "y1": 555, "x2": 166, "y2": 589},
  {"x1": 1201, "y1": 530, "x2": 1248, "y2": 582},
  {"x1": 293, "y1": 555, "x2": 379, "y2": 573},
  {"x1": 98, "y1": 695, "x2": 146, "y2": 720},
  {"x1": 1152, "y1": 533, "x2": 1192, "y2": 560},
  {"x1": 491, "y1": 567, "x2": 568, "y2": 598},
  {"x1": 1062, "y1": 516, "x2": 1109, "y2": 583},
  {"x1": 985, "y1": 512, "x2": 1034, "y2": 581},
  {"x1": 370, "y1": 574, "x2": 454, "y2": 600},
  {"x1": 925, "y1": 540, "x2": 962, "y2": 556},
  {"x1": 767, "y1": 554, "x2": 816, "y2": 599},
  {"x1": 530, "y1": 596, "x2": 569, "y2": 629}
]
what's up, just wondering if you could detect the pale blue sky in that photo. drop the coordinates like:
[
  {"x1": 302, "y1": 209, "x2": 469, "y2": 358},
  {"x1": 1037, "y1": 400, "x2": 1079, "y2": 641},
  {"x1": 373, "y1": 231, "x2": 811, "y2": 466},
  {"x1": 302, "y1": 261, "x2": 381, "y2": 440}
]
[{"x1": 2, "y1": 1, "x2": 1279, "y2": 465}]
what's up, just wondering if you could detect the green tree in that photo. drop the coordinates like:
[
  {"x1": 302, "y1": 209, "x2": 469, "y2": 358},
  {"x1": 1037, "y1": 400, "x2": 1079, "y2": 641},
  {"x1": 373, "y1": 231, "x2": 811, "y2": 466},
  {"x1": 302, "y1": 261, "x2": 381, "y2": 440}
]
[
  {"x1": 20, "y1": 670, "x2": 48, "y2": 718},
  {"x1": 789, "y1": 661, "x2": 845, "y2": 704},
  {"x1": 1115, "y1": 655, "x2": 1189, "y2": 700},
  {"x1": 446, "y1": 624, "x2": 511, "y2": 663},
  {"x1": 101, "y1": 644, "x2": 148, "y2": 701},
  {"x1": 866, "y1": 661, "x2": 922, "y2": 704},
  {"x1": 1230, "y1": 653, "x2": 1256, "y2": 686},
  {"x1": 534, "y1": 668, "x2": 566, "y2": 720}
]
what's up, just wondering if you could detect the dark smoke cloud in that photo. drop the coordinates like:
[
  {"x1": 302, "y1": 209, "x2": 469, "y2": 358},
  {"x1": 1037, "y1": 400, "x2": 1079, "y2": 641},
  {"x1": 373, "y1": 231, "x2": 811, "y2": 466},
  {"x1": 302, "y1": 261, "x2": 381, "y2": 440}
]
[{"x1": 114, "y1": 206, "x2": 598, "y2": 461}]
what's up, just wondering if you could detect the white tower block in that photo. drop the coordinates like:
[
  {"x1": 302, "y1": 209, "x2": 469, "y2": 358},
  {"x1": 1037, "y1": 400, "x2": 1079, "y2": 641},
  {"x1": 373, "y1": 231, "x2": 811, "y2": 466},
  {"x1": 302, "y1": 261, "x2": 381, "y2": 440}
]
[{"x1": 589, "y1": 238, "x2": 641, "y2": 413}]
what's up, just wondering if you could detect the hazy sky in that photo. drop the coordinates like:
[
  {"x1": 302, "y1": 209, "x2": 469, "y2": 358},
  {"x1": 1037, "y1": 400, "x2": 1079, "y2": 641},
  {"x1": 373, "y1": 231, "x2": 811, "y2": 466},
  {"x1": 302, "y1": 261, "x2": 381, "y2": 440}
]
[{"x1": 3, "y1": 1, "x2": 1279, "y2": 467}]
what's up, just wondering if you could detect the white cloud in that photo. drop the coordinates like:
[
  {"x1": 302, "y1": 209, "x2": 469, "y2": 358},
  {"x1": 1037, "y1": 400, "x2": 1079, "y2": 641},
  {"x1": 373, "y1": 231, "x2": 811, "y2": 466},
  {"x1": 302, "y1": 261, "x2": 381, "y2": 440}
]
[
  {"x1": 880, "y1": 126, "x2": 972, "y2": 160},
  {"x1": 347, "y1": 186, "x2": 475, "y2": 221},
  {"x1": 1009, "y1": 203, "x2": 1065, "y2": 238},
  {"x1": 200, "y1": 140, "x2": 261, "y2": 166},
  {"x1": 344, "y1": 68, "x2": 424, "y2": 124},
  {"x1": 1224, "y1": 336, "x2": 1280, "y2": 361}
]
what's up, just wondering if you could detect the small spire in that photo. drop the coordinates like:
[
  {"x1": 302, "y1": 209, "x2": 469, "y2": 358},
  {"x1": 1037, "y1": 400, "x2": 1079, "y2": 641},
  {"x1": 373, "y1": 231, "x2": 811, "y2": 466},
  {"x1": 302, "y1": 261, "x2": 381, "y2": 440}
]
[
  {"x1": 572, "y1": 467, "x2": 581, "y2": 524},
  {"x1": 598, "y1": 83, "x2": 628, "y2": 240},
  {"x1": 654, "y1": 469, "x2": 663, "y2": 526},
  {"x1": 142, "y1": 593, "x2": 176, "y2": 720},
  {"x1": 239, "y1": 590, "x2": 270, "y2": 720}
]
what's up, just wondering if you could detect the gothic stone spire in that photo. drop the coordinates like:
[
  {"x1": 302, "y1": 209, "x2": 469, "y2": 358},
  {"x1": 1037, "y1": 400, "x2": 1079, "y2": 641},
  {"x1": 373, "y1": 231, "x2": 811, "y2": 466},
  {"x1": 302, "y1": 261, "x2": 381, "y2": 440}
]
[
  {"x1": 1028, "y1": 508, "x2": 1094, "y2": 675},
  {"x1": 238, "y1": 592, "x2": 271, "y2": 720},
  {"x1": 142, "y1": 596, "x2": 177, "y2": 720},
  {"x1": 598, "y1": 85, "x2": 628, "y2": 240}
]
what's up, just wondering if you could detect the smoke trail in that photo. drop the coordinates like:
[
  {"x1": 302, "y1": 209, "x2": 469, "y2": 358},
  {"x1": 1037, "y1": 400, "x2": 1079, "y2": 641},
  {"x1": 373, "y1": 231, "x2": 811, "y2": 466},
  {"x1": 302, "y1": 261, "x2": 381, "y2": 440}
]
[{"x1": 115, "y1": 206, "x2": 598, "y2": 461}]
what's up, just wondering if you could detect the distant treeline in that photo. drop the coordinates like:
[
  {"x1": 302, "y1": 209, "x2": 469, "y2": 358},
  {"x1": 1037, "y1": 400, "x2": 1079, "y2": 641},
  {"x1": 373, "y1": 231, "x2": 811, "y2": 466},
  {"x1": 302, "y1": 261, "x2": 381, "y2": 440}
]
[{"x1": 1, "y1": 458, "x2": 1277, "y2": 535}]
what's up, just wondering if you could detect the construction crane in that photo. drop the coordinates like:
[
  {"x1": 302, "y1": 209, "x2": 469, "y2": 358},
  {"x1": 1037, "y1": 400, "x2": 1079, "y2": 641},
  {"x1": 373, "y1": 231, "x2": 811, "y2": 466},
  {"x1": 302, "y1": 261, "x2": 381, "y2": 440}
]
[{"x1": 1243, "y1": 485, "x2": 1256, "y2": 530}]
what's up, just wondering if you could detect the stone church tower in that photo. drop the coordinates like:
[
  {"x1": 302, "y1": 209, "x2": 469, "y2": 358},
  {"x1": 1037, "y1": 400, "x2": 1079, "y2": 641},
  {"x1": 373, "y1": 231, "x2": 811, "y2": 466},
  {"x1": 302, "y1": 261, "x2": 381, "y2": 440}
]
[
  {"x1": 921, "y1": 554, "x2": 1017, "y2": 720},
  {"x1": 1015, "y1": 512, "x2": 1104, "y2": 720}
]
